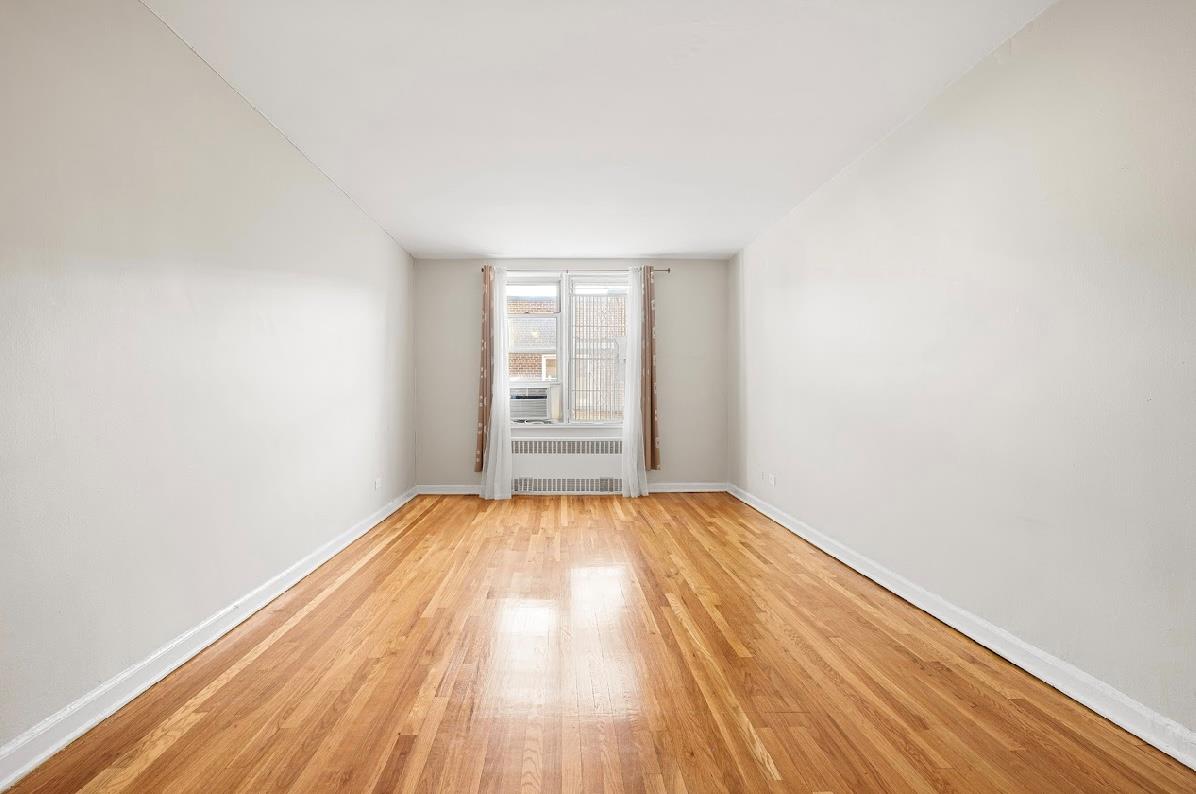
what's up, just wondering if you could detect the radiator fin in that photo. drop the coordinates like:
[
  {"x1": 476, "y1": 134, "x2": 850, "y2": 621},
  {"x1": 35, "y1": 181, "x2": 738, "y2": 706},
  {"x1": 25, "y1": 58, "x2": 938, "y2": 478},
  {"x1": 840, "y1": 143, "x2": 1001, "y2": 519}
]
[
  {"x1": 512, "y1": 439, "x2": 621, "y2": 455},
  {"x1": 513, "y1": 477, "x2": 621, "y2": 494}
]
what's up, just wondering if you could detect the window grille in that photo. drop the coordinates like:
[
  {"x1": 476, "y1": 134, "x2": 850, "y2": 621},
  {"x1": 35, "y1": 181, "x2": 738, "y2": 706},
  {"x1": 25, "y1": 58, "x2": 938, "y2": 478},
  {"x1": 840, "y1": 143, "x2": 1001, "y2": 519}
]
[{"x1": 569, "y1": 281, "x2": 627, "y2": 423}]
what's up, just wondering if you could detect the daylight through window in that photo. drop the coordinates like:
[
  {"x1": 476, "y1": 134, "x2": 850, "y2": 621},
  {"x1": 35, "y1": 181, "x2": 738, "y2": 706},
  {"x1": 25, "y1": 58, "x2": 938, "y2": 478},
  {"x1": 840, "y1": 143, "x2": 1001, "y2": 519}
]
[{"x1": 506, "y1": 273, "x2": 628, "y2": 425}]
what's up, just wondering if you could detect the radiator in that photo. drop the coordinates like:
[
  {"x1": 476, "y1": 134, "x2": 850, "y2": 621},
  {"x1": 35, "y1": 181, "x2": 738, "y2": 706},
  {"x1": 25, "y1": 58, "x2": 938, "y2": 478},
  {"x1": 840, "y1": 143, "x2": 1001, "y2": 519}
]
[
  {"x1": 513, "y1": 477, "x2": 621, "y2": 494},
  {"x1": 512, "y1": 439, "x2": 621, "y2": 455},
  {"x1": 511, "y1": 437, "x2": 622, "y2": 494}
]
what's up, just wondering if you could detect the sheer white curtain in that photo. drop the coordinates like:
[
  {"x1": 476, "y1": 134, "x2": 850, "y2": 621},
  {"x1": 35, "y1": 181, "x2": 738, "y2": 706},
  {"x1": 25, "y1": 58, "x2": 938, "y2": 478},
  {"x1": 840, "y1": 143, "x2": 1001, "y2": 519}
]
[
  {"x1": 621, "y1": 266, "x2": 649, "y2": 497},
  {"x1": 481, "y1": 267, "x2": 512, "y2": 499}
]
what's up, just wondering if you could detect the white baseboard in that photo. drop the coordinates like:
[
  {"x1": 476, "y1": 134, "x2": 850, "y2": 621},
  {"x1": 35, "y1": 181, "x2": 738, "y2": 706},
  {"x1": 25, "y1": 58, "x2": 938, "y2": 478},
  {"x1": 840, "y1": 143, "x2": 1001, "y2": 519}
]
[
  {"x1": 648, "y1": 481, "x2": 731, "y2": 493},
  {"x1": 416, "y1": 484, "x2": 481, "y2": 495},
  {"x1": 0, "y1": 487, "x2": 418, "y2": 792},
  {"x1": 725, "y1": 485, "x2": 1196, "y2": 772}
]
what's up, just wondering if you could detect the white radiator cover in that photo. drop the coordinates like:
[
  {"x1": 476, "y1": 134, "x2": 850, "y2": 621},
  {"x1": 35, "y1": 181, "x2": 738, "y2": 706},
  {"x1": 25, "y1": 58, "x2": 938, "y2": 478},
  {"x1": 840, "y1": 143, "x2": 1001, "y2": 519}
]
[{"x1": 511, "y1": 437, "x2": 622, "y2": 493}]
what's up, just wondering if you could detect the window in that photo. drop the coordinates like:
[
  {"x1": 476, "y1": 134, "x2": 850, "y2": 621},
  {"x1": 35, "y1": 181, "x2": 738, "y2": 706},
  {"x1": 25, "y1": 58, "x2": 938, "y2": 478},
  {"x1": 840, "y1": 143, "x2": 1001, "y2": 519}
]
[
  {"x1": 506, "y1": 272, "x2": 628, "y2": 425},
  {"x1": 569, "y1": 278, "x2": 626, "y2": 423},
  {"x1": 506, "y1": 281, "x2": 559, "y2": 384}
]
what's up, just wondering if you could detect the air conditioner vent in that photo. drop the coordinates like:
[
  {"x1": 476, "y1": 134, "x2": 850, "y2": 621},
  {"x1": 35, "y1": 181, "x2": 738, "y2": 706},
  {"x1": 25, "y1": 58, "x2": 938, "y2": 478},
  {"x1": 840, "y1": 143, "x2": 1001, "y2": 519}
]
[
  {"x1": 510, "y1": 387, "x2": 549, "y2": 422},
  {"x1": 512, "y1": 439, "x2": 621, "y2": 455},
  {"x1": 513, "y1": 477, "x2": 621, "y2": 494}
]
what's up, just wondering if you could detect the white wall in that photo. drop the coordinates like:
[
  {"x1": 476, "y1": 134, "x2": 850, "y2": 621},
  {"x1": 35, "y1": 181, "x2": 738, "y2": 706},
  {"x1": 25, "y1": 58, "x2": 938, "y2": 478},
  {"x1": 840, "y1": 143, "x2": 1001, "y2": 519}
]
[
  {"x1": 0, "y1": 0, "x2": 416, "y2": 751},
  {"x1": 415, "y1": 259, "x2": 727, "y2": 488},
  {"x1": 730, "y1": 0, "x2": 1196, "y2": 736}
]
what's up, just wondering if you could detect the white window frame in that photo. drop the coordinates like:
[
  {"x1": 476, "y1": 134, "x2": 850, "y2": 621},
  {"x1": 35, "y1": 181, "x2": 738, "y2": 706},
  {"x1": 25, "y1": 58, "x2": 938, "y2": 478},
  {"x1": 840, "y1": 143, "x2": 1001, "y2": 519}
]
[
  {"x1": 505, "y1": 273, "x2": 563, "y2": 387},
  {"x1": 505, "y1": 270, "x2": 628, "y2": 428}
]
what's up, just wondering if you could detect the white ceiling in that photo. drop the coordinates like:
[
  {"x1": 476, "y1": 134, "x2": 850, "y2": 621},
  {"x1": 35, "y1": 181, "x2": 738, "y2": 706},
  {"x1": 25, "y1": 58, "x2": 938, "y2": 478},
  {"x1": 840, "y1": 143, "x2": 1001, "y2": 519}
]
[{"x1": 145, "y1": 0, "x2": 1053, "y2": 259}]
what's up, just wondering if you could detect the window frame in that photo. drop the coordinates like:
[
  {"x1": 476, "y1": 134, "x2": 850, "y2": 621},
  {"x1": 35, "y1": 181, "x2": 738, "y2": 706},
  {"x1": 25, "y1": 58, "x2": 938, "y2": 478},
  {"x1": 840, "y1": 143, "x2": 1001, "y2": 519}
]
[
  {"x1": 505, "y1": 274, "x2": 564, "y2": 391},
  {"x1": 505, "y1": 270, "x2": 629, "y2": 428}
]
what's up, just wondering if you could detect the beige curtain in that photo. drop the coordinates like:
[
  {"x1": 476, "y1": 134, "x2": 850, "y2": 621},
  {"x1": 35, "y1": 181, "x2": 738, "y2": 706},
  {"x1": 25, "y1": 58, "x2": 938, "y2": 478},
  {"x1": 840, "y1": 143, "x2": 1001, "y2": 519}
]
[
  {"x1": 474, "y1": 265, "x2": 494, "y2": 472},
  {"x1": 641, "y1": 268, "x2": 660, "y2": 470}
]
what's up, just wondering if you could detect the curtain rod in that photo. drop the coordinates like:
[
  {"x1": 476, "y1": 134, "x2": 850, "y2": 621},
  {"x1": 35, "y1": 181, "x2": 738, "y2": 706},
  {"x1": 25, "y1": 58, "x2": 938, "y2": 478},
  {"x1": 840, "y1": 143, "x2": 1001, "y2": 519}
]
[{"x1": 480, "y1": 266, "x2": 671, "y2": 273}]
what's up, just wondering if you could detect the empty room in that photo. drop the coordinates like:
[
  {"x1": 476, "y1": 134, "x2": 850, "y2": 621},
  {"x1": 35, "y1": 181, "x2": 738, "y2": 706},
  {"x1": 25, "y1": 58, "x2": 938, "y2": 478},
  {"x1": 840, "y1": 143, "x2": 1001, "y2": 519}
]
[{"x1": 2, "y1": 0, "x2": 1194, "y2": 791}]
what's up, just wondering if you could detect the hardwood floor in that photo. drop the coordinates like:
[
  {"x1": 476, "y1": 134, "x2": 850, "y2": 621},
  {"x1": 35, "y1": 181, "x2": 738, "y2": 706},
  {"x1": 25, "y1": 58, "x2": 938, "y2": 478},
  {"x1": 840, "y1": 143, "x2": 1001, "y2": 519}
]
[{"x1": 12, "y1": 493, "x2": 1194, "y2": 793}]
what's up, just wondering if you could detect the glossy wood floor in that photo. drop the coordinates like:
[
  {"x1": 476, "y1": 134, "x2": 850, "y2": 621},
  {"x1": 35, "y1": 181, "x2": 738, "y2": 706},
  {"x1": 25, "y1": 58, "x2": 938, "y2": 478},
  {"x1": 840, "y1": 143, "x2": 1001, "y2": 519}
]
[{"x1": 13, "y1": 494, "x2": 1194, "y2": 793}]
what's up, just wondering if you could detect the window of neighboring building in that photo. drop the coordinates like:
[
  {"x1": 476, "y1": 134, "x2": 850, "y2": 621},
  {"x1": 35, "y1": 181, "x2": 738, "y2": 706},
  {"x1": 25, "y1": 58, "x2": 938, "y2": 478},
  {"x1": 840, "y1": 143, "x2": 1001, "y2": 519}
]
[{"x1": 505, "y1": 272, "x2": 628, "y2": 425}]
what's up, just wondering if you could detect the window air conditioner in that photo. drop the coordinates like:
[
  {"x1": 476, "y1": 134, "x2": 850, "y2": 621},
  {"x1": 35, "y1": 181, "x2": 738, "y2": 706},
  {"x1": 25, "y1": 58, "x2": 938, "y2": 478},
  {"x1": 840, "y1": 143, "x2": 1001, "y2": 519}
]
[{"x1": 510, "y1": 386, "x2": 550, "y2": 422}]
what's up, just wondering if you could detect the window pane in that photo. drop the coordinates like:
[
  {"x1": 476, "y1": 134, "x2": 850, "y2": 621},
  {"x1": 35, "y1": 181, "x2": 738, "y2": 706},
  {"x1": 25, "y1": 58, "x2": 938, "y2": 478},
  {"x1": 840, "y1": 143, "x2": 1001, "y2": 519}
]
[
  {"x1": 508, "y1": 315, "x2": 557, "y2": 352},
  {"x1": 569, "y1": 281, "x2": 627, "y2": 423},
  {"x1": 506, "y1": 282, "x2": 559, "y2": 314},
  {"x1": 508, "y1": 353, "x2": 558, "y2": 383},
  {"x1": 509, "y1": 352, "x2": 549, "y2": 381},
  {"x1": 572, "y1": 281, "x2": 625, "y2": 297}
]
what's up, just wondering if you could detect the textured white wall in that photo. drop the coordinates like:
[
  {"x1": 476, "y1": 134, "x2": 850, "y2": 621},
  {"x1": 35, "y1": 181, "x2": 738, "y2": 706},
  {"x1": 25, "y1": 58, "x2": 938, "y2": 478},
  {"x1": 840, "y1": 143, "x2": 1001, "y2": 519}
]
[
  {"x1": 729, "y1": 0, "x2": 1196, "y2": 731},
  {"x1": 0, "y1": 0, "x2": 416, "y2": 747},
  {"x1": 415, "y1": 259, "x2": 728, "y2": 488}
]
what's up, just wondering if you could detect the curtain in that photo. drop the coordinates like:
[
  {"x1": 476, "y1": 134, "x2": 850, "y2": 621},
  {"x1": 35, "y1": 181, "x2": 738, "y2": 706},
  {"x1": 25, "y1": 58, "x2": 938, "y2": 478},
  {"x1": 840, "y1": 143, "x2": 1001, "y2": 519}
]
[
  {"x1": 641, "y1": 267, "x2": 660, "y2": 470},
  {"x1": 481, "y1": 266, "x2": 512, "y2": 499},
  {"x1": 474, "y1": 265, "x2": 494, "y2": 472},
  {"x1": 621, "y1": 267, "x2": 649, "y2": 496}
]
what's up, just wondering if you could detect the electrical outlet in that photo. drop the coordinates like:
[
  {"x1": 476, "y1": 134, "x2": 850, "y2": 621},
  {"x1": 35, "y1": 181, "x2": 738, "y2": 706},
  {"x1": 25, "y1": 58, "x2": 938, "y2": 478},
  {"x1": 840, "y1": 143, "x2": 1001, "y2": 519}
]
[
  {"x1": 374, "y1": 478, "x2": 381, "y2": 491},
  {"x1": 768, "y1": 473, "x2": 776, "y2": 486}
]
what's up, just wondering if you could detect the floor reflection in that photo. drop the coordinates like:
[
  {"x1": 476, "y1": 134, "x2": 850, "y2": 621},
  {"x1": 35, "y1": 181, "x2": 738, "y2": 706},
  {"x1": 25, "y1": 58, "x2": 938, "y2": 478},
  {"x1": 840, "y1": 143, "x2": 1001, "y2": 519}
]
[
  {"x1": 486, "y1": 565, "x2": 641, "y2": 718},
  {"x1": 569, "y1": 565, "x2": 625, "y2": 625}
]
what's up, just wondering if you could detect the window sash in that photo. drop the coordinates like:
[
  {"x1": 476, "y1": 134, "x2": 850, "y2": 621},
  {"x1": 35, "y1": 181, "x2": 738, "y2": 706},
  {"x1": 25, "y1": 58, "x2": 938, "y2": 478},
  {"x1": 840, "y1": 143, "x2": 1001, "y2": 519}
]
[
  {"x1": 567, "y1": 275, "x2": 627, "y2": 424},
  {"x1": 506, "y1": 276, "x2": 563, "y2": 388}
]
